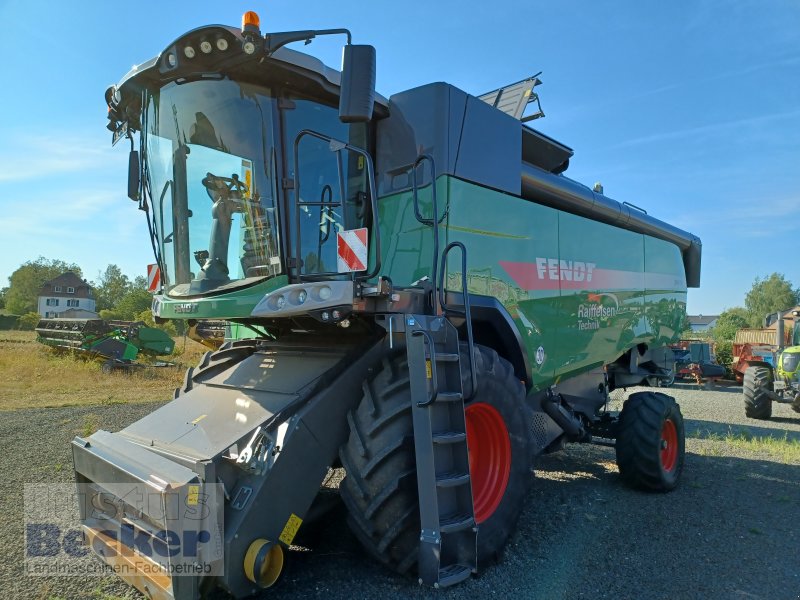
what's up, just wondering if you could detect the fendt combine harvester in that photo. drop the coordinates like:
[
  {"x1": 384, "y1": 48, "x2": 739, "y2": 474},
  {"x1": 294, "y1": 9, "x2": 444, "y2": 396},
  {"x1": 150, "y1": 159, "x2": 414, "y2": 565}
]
[{"x1": 71, "y1": 11, "x2": 702, "y2": 599}]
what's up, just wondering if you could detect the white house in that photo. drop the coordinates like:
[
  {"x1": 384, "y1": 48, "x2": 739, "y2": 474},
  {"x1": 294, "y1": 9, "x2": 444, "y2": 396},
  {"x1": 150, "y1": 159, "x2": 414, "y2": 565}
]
[
  {"x1": 687, "y1": 314, "x2": 719, "y2": 332},
  {"x1": 37, "y1": 272, "x2": 98, "y2": 318}
]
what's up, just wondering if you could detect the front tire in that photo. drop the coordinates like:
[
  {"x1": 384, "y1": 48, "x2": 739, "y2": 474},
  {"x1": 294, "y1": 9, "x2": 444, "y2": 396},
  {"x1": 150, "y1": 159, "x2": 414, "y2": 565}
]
[
  {"x1": 338, "y1": 344, "x2": 532, "y2": 575},
  {"x1": 615, "y1": 392, "x2": 685, "y2": 492},
  {"x1": 743, "y1": 366, "x2": 772, "y2": 420}
]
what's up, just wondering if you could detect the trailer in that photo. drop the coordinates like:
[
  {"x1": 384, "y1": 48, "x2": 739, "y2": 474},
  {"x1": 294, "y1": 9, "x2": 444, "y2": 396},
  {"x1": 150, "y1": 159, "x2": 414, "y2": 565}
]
[
  {"x1": 69, "y1": 11, "x2": 703, "y2": 599},
  {"x1": 732, "y1": 327, "x2": 794, "y2": 382}
]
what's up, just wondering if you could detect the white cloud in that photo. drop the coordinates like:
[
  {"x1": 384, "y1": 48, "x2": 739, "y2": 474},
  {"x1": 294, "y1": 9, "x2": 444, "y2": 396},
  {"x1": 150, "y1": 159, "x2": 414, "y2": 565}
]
[
  {"x1": 609, "y1": 109, "x2": 800, "y2": 150},
  {"x1": 0, "y1": 134, "x2": 124, "y2": 182}
]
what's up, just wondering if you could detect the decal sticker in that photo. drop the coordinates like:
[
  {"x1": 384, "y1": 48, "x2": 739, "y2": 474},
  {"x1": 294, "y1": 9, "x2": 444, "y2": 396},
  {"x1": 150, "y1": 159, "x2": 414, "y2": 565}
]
[
  {"x1": 146, "y1": 263, "x2": 161, "y2": 293},
  {"x1": 187, "y1": 484, "x2": 200, "y2": 506},
  {"x1": 279, "y1": 513, "x2": 303, "y2": 546},
  {"x1": 336, "y1": 228, "x2": 368, "y2": 272},
  {"x1": 535, "y1": 346, "x2": 545, "y2": 366}
]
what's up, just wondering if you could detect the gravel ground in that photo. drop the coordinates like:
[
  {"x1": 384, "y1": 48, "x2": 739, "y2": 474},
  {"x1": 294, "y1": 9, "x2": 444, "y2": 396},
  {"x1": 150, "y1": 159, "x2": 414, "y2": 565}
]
[{"x1": 2, "y1": 382, "x2": 799, "y2": 600}]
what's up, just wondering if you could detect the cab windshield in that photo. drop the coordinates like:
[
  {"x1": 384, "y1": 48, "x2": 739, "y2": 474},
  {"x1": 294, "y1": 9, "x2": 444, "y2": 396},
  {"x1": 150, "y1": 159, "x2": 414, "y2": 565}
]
[
  {"x1": 143, "y1": 79, "x2": 280, "y2": 296},
  {"x1": 781, "y1": 352, "x2": 800, "y2": 374}
]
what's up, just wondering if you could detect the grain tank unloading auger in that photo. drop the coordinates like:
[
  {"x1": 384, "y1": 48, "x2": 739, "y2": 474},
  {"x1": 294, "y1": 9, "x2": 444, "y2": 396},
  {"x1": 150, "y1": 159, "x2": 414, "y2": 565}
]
[{"x1": 71, "y1": 11, "x2": 702, "y2": 599}]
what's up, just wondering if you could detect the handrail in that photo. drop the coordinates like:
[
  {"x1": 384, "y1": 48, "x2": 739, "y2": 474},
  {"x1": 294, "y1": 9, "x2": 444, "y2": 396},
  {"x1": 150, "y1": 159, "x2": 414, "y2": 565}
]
[
  {"x1": 411, "y1": 329, "x2": 439, "y2": 407},
  {"x1": 438, "y1": 241, "x2": 477, "y2": 400},
  {"x1": 410, "y1": 154, "x2": 443, "y2": 313}
]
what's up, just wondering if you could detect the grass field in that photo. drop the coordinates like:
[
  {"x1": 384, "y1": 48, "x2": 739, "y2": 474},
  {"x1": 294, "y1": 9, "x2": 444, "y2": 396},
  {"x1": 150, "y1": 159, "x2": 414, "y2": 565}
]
[{"x1": 0, "y1": 330, "x2": 208, "y2": 410}]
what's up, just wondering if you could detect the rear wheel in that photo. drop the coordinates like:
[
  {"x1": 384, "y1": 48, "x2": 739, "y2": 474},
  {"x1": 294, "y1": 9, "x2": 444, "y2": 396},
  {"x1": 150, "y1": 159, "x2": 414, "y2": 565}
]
[
  {"x1": 743, "y1": 366, "x2": 772, "y2": 419},
  {"x1": 338, "y1": 344, "x2": 532, "y2": 574},
  {"x1": 615, "y1": 392, "x2": 685, "y2": 491}
]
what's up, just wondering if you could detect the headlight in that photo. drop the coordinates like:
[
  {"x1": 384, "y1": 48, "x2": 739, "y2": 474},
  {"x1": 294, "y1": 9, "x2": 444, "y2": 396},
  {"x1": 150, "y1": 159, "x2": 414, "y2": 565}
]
[{"x1": 318, "y1": 286, "x2": 332, "y2": 301}]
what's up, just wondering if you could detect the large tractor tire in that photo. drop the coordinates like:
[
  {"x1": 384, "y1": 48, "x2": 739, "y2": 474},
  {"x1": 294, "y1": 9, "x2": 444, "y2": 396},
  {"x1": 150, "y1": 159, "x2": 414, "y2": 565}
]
[
  {"x1": 338, "y1": 344, "x2": 533, "y2": 575},
  {"x1": 615, "y1": 391, "x2": 684, "y2": 492},
  {"x1": 743, "y1": 366, "x2": 773, "y2": 420}
]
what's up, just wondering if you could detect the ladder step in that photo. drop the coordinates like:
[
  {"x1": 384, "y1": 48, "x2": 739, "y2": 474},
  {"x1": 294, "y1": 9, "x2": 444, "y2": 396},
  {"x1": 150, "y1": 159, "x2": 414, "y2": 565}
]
[
  {"x1": 432, "y1": 431, "x2": 467, "y2": 444},
  {"x1": 428, "y1": 352, "x2": 459, "y2": 363},
  {"x1": 436, "y1": 392, "x2": 463, "y2": 402},
  {"x1": 438, "y1": 563, "x2": 472, "y2": 587},
  {"x1": 439, "y1": 513, "x2": 474, "y2": 534},
  {"x1": 436, "y1": 471, "x2": 470, "y2": 488}
]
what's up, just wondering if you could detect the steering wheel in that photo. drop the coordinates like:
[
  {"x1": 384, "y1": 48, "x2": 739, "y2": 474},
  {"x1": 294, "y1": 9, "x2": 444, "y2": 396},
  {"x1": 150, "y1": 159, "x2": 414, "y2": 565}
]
[{"x1": 201, "y1": 172, "x2": 249, "y2": 203}]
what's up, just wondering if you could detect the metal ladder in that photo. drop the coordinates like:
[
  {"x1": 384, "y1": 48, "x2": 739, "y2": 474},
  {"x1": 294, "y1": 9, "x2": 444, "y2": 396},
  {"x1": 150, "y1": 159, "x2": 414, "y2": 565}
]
[{"x1": 406, "y1": 156, "x2": 478, "y2": 587}]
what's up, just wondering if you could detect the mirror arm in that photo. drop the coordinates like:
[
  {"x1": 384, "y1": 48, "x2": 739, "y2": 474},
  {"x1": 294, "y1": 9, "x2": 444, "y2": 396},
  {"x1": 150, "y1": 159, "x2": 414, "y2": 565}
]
[{"x1": 264, "y1": 28, "x2": 352, "y2": 55}]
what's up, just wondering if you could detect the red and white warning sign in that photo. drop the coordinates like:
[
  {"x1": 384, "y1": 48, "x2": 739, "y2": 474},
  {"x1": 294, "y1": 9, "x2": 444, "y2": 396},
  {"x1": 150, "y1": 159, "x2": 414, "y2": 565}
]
[
  {"x1": 336, "y1": 228, "x2": 368, "y2": 273},
  {"x1": 146, "y1": 263, "x2": 161, "y2": 293}
]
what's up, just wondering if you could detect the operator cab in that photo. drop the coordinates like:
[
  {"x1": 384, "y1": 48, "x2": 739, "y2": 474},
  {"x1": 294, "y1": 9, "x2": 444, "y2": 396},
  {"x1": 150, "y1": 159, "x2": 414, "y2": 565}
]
[{"x1": 106, "y1": 12, "x2": 381, "y2": 299}]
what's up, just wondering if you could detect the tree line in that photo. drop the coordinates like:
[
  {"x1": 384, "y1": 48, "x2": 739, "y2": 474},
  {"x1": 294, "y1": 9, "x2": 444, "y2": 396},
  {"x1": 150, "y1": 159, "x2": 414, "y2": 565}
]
[{"x1": 0, "y1": 257, "x2": 181, "y2": 334}]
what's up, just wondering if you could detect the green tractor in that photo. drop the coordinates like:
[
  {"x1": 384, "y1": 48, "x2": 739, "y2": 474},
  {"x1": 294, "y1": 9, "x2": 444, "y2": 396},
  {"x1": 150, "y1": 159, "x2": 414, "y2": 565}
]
[
  {"x1": 743, "y1": 311, "x2": 800, "y2": 419},
  {"x1": 69, "y1": 11, "x2": 702, "y2": 599}
]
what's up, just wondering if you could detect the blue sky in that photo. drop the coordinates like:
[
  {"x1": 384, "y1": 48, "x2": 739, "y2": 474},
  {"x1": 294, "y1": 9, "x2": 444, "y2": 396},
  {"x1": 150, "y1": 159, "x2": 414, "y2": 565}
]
[{"x1": 0, "y1": 1, "x2": 798, "y2": 315}]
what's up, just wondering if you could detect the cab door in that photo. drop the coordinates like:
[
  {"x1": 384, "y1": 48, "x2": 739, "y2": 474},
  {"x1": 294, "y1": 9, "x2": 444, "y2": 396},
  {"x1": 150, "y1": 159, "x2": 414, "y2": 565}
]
[{"x1": 279, "y1": 95, "x2": 370, "y2": 280}]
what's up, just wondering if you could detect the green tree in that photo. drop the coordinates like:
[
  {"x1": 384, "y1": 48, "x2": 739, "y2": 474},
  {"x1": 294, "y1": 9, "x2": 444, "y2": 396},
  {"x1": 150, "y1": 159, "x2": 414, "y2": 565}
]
[
  {"x1": 744, "y1": 273, "x2": 799, "y2": 327},
  {"x1": 136, "y1": 309, "x2": 178, "y2": 337},
  {"x1": 93, "y1": 264, "x2": 132, "y2": 312},
  {"x1": 5, "y1": 258, "x2": 83, "y2": 315},
  {"x1": 0, "y1": 287, "x2": 7, "y2": 309},
  {"x1": 711, "y1": 307, "x2": 750, "y2": 342},
  {"x1": 714, "y1": 340, "x2": 734, "y2": 376},
  {"x1": 17, "y1": 312, "x2": 42, "y2": 330},
  {"x1": 100, "y1": 288, "x2": 152, "y2": 321}
]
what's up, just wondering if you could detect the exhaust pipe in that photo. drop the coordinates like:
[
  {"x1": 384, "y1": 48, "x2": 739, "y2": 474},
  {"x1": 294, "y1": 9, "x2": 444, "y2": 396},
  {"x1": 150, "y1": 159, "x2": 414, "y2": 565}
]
[{"x1": 540, "y1": 390, "x2": 585, "y2": 440}]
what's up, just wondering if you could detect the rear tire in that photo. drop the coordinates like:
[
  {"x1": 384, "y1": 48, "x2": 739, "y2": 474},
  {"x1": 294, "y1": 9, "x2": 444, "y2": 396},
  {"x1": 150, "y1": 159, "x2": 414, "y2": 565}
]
[
  {"x1": 615, "y1": 392, "x2": 684, "y2": 492},
  {"x1": 743, "y1": 366, "x2": 772, "y2": 419},
  {"x1": 338, "y1": 345, "x2": 532, "y2": 575}
]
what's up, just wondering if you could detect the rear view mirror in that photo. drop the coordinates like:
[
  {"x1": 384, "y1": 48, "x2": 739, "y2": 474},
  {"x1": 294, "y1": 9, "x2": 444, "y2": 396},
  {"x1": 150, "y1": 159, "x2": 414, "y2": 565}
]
[
  {"x1": 128, "y1": 150, "x2": 140, "y2": 201},
  {"x1": 339, "y1": 44, "x2": 376, "y2": 123}
]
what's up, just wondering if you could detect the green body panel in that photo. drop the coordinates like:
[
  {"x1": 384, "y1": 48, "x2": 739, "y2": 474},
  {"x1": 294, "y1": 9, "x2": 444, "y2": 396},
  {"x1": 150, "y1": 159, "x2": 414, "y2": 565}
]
[
  {"x1": 378, "y1": 176, "x2": 687, "y2": 390},
  {"x1": 155, "y1": 171, "x2": 686, "y2": 390},
  {"x1": 778, "y1": 346, "x2": 800, "y2": 380},
  {"x1": 153, "y1": 276, "x2": 289, "y2": 320},
  {"x1": 132, "y1": 327, "x2": 176, "y2": 355}
]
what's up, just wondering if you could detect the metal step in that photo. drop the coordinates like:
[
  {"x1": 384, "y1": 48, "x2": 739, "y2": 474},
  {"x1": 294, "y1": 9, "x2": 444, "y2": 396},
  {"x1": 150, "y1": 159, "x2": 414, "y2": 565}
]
[
  {"x1": 430, "y1": 352, "x2": 459, "y2": 363},
  {"x1": 436, "y1": 392, "x2": 464, "y2": 402},
  {"x1": 439, "y1": 513, "x2": 474, "y2": 534},
  {"x1": 432, "y1": 431, "x2": 467, "y2": 444},
  {"x1": 436, "y1": 471, "x2": 471, "y2": 488},
  {"x1": 438, "y1": 564, "x2": 472, "y2": 588}
]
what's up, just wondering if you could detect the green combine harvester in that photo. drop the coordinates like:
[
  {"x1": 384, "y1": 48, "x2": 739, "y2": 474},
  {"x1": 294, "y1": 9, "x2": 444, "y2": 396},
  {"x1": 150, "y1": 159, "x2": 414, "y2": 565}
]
[
  {"x1": 69, "y1": 10, "x2": 703, "y2": 599},
  {"x1": 36, "y1": 317, "x2": 174, "y2": 372}
]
